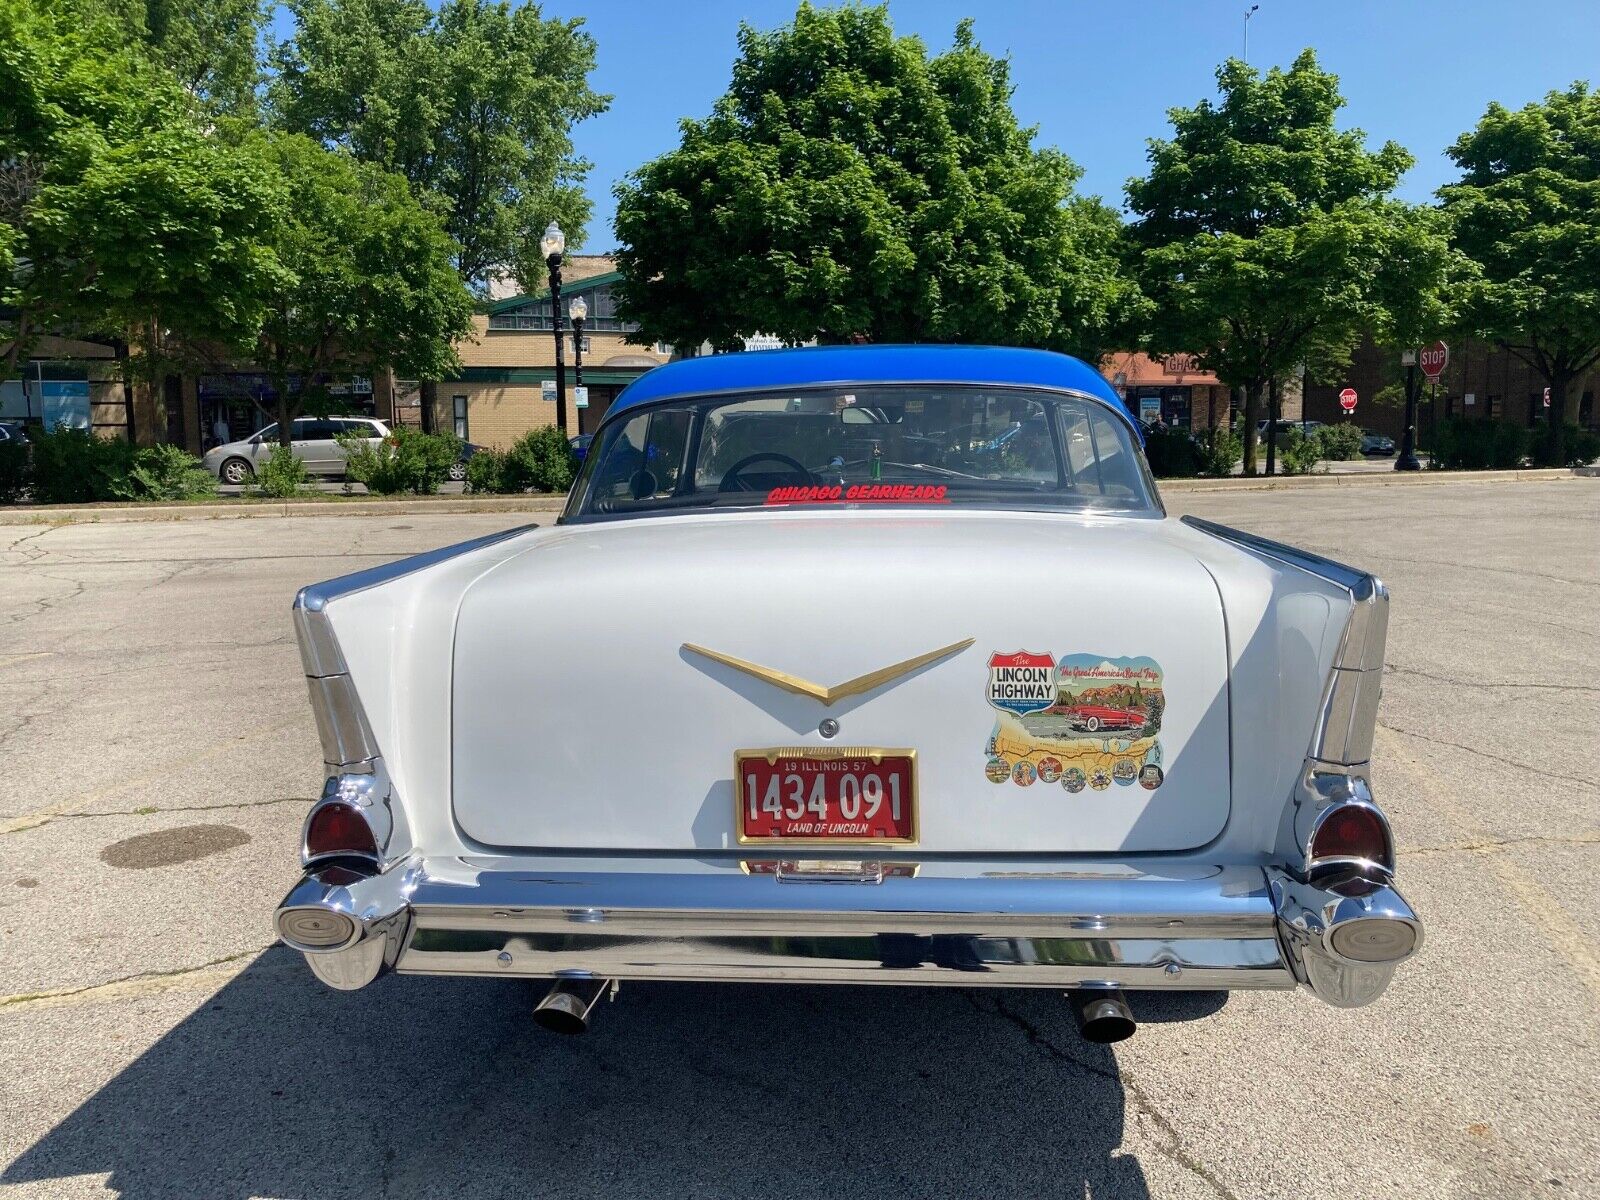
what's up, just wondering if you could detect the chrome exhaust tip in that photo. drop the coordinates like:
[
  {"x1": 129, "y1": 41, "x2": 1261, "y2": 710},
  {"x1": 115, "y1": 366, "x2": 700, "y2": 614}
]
[
  {"x1": 1070, "y1": 987, "x2": 1136, "y2": 1044},
  {"x1": 532, "y1": 978, "x2": 611, "y2": 1034}
]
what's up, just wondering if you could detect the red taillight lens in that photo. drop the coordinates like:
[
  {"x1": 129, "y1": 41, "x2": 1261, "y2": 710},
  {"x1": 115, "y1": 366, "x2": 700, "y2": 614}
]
[
  {"x1": 305, "y1": 802, "x2": 378, "y2": 861},
  {"x1": 1310, "y1": 804, "x2": 1390, "y2": 866}
]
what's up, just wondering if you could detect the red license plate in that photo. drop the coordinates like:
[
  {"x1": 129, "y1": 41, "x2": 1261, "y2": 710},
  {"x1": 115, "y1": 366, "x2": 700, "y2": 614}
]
[{"x1": 736, "y1": 749, "x2": 917, "y2": 844}]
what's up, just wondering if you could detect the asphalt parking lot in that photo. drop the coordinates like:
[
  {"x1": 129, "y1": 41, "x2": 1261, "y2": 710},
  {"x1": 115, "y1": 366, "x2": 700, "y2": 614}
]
[{"x1": 1, "y1": 477, "x2": 1596, "y2": 1200}]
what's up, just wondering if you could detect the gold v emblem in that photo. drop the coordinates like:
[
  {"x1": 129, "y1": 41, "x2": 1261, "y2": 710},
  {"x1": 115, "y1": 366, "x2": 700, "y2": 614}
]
[{"x1": 682, "y1": 638, "x2": 975, "y2": 706}]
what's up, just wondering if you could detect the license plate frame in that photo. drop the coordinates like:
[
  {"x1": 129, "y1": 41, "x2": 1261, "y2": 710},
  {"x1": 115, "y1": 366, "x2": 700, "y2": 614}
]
[{"x1": 734, "y1": 746, "x2": 918, "y2": 846}]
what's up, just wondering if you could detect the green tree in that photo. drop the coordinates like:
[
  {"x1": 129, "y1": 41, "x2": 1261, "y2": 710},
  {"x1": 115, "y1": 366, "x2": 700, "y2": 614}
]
[
  {"x1": 244, "y1": 132, "x2": 475, "y2": 445},
  {"x1": 97, "y1": 0, "x2": 269, "y2": 114},
  {"x1": 1126, "y1": 52, "x2": 1446, "y2": 474},
  {"x1": 269, "y1": 0, "x2": 608, "y2": 292},
  {"x1": 1440, "y1": 83, "x2": 1600, "y2": 465},
  {"x1": 613, "y1": 5, "x2": 1142, "y2": 357},
  {"x1": 1, "y1": 0, "x2": 286, "y2": 381}
]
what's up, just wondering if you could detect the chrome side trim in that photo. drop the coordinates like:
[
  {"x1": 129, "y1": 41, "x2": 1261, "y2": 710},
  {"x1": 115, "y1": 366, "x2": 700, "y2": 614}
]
[
  {"x1": 1179, "y1": 515, "x2": 1374, "y2": 597},
  {"x1": 292, "y1": 523, "x2": 539, "y2": 613},
  {"x1": 1180, "y1": 515, "x2": 1388, "y2": 768},
  {"x1": 305, "y1": 675, "x2": 381, "y2": 768}
]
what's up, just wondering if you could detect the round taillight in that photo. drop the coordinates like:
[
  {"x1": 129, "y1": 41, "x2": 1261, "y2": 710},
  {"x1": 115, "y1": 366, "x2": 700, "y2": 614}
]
[
  {"x1": 1311, "y1": 804, "x2": 1390, "y2": 867},
  {"x1": 279, "y1": 909, "x2": 356, "y2": 948},
  {"x1": 305, "y1": 801, "x2": 378, "y2": 861}
]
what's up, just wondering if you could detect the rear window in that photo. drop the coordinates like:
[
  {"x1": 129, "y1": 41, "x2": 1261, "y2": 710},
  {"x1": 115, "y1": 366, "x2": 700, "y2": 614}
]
[{"x1": 567, "y1": 385, "x2": 1156, "y2": 519}]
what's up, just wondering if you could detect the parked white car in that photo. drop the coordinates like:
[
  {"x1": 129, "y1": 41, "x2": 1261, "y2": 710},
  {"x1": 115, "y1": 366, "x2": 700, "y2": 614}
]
[
  {"x1": 275, "y1": 346, "x2": 1420, "y2": 1041},
  {"x1": 202, "y1": 416, "x2": 388, "y2": 484}
]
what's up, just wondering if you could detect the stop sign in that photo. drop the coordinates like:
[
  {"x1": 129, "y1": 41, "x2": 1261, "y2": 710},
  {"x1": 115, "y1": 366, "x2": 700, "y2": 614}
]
[
  {"x1": 1419, "y1": 341, "x2": 1449, "y2": 380},
  {"x1": 1339, "y1": 388, "x2": 1358, "y2": 413}
]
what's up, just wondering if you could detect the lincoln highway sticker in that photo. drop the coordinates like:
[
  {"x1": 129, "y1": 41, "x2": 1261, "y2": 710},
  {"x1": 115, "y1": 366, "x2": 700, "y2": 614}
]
[{"x1": 984, "y1": 651, "x2": 1166, "y2": 792}]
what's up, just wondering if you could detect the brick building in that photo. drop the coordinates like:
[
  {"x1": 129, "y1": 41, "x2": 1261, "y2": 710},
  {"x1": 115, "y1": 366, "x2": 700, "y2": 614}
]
[
  {"x1": 429, "y1": 255, "x2": 672, "y2": 448},
  {"x1": 1099, "y1": 351, "x2": 1301, "y2": 430},
  {"x1": 1303, "y1": 336, "x2": 1600, "y2": 437}
]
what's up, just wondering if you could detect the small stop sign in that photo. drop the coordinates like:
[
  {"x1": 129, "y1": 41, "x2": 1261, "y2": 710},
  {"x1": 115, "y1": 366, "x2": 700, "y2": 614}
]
[
  {"x1": 1339, "y1": 388, "x2": 1358, "y2": 413},
  {"x1": 1419, "y1": 341, "x2": 1449, "y2": 380}
]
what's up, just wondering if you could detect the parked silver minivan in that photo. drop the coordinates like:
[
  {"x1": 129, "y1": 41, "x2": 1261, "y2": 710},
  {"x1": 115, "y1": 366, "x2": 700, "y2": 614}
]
[{"x1": 202, "y1": 417, "x2": 389, "y2": 484}]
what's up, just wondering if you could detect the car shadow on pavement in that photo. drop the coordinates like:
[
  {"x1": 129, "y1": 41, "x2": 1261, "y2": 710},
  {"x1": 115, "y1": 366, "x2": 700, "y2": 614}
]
[{"x1": 6, "y1": 946, "x2": 1225, "y2": 1199}]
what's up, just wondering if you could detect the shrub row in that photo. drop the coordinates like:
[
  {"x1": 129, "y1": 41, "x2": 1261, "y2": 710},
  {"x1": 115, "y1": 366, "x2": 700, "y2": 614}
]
[
  {"x1": 337, "y1": 427, "x2": 461, "y2": 495},
  {"x1": 0, "y1": 427, "x2": 217, "y2": 504},
  {"x1": 1428, "y1": 419, "x2": 1600, "y2": 471},
  {"x1": 464, "y1": 426, "x2": 578, "y2": 494}
]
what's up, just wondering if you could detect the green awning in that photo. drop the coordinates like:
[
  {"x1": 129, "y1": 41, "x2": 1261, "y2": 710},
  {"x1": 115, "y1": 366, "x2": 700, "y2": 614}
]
[{"x1": 443, "y1": 366, "x2": 654, "y2": 386}]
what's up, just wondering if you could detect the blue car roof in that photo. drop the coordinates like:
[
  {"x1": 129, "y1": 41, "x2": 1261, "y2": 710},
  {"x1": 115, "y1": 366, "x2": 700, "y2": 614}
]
[{"x1": 608, "y1": 344, "x2": 1130, "y2": 426}]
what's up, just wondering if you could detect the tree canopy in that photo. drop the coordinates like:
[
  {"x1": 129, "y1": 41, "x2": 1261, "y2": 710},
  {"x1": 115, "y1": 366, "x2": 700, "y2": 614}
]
[
  {"x1": 1, "y1": 0, "x2": 285, "y2": 377},
  {"x1": 243, "y1": 131, "x2": 476, "y2": 443},
  {"x1": 106, "y1": 0, "x2": 269, "y2": 114},
  {"x1": 270, "y1": 0, "x2": 608, "y2": 293},
  {"x1": 1440, "y1": 82, "x2": 1600, "y2": 461},
  {"x1": 1126, "y1": 51, "x2": 1449, "y2": 472},
  {"x1": 614, "y1": 4, "x2": 1141, "y2": 358}
]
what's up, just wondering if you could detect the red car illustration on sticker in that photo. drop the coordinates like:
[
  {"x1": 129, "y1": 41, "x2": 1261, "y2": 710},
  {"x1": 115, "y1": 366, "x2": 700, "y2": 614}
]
[{"x1": 1055, "y1": 703, "x2": 1146, "y2": 733}]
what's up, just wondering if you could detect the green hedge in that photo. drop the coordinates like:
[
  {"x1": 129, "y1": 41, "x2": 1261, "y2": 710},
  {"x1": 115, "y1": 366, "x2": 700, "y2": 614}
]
[
  {"x1": 1429, "y1": 418, "x2": 1531, "y2": 470},
  {"x1": 465, "y1": 427, "x2": 578, "y2": 494},
  {"x1": 338, "y1": 427, "x2": 460, "y2": 495}
]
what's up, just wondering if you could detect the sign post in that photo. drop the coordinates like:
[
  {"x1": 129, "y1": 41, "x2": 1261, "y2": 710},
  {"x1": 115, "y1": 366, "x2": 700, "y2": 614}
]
[{"x1": 1400, "y1": 342, "x2": 1447, "y2": 472}]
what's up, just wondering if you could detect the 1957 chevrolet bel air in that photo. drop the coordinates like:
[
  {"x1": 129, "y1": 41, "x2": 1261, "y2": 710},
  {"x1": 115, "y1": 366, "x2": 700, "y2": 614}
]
[{"x1": 275, "y1": 345, "x2": 1421, "y2": 1041}]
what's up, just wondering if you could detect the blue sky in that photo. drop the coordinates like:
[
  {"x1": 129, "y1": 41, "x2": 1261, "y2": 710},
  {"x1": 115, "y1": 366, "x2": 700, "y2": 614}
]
[{"x1": 270, "y1": 1, "x2": 1600, "y2": 251}]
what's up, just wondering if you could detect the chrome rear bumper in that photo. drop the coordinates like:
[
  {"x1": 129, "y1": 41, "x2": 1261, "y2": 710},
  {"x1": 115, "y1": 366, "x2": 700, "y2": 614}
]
[{"x1": 275, "y1": 855, "x2": 1419, "y2": 1007}]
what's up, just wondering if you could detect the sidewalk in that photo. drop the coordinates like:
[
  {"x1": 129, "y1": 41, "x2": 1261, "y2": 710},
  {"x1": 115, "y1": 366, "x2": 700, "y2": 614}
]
[{"x1": 3, "y1": 466, "x2": 1587, "y2": 524}]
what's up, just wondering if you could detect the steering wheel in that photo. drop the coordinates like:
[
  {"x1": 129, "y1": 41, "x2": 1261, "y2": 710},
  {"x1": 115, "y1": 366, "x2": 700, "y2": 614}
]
[{"x1": 718, "y1": 452, "x2": 817, "y2": 492}]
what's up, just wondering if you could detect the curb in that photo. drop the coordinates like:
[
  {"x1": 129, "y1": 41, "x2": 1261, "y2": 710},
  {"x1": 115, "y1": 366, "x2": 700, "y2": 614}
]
[
  {"x1": 1, "y1": 467, "x2": 1587, "y2": 523},
  {"x1": 3, "y1": 494, "x2": 569, "y2": 524},
  {"x1": 1159, "y1": 467, "x2": 1582, "y2": 493}
]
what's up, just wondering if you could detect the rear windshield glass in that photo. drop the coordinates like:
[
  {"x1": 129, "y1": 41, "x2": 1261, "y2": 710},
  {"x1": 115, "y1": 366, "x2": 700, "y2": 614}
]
[{"x1": 566, "y1": 385, "x2": 1157, "y2": 519}]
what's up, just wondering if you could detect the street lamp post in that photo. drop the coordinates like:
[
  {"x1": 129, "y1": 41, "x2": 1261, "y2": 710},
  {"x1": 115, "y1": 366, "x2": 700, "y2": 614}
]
[
  {"x1": 1243, "y1": 4, "x2": 1259, "y2": 61},
  {"x1": 1397, "y1": 349, "x2": 1422, "y2": 471},
  {"x1": 569, "y1": 294, "x2": 587, "y2": 392},
  {"x1": 541, "y1": 221, "x2": 567, "y2": 435}
]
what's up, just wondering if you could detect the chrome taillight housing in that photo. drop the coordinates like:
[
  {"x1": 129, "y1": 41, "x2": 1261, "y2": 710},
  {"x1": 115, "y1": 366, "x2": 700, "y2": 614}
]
[
  {"x1": 303, "y1": 799, "x2": 380, "y2": 864},
  {"x1": 1308, "y1": 800, "x2": 1393, "y2": 874}
]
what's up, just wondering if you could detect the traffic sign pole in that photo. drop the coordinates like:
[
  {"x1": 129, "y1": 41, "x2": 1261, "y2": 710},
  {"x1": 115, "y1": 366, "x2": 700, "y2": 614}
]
[
  {"x1": 1401, "y1": 342, "x2": 1447, "y2": 472},
  {"x1": 1397, "y1": 358, "x2": 1421, "y2": 471}
]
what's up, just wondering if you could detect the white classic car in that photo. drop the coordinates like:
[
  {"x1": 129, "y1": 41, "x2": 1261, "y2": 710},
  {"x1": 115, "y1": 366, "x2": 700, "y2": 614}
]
[{"x1": 276, "y1": 345, "x2": 1420, "y2": 1041}]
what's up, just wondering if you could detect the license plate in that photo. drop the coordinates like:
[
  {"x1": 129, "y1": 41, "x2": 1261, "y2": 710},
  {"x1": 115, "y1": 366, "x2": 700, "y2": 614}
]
[{"x1": 735, "y1": 748, "x2": 917, "y2": 844}]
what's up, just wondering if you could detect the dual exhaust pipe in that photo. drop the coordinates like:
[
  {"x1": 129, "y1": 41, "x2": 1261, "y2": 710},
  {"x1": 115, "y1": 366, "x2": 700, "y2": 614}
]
[{"x1": 532, "y1": 977, "x2": 1135, "y2": 1043}]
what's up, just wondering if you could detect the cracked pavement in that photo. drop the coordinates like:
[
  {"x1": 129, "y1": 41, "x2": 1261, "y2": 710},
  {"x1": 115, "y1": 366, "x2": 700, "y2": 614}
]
[{"x1": 1, "y1": 480, "x2": 1597, "y2": 1199}]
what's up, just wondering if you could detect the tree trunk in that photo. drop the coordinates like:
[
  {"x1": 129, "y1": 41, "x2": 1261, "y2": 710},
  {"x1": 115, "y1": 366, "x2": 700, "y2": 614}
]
[
  {"x1": 1265, "y1": 377, "x2": 1282, "y2": 476},
  {"x1": 1544, "y1": 374, "x2": 1570, "y2": 465},
  {"x1": 273, "y1": 369, "x2": 293, "y2": 449},
  {"x1": 420, "y1": 380, "x2": 437, "y2": 434},
  {"x1": 1241, "y1": 380, "x2": 1265, "y2": 475}
]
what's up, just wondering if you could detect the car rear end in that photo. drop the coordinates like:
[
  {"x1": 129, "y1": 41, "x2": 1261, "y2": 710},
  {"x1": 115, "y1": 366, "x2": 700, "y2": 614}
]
[{"x1": 275, "y1": 509, "x2": 1420, "y2": 1039}]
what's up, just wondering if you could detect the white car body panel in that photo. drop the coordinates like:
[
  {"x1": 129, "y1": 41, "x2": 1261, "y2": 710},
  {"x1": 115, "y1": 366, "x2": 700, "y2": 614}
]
[{"x1": 320, "y1": 510, "x2": 1353, "y2": 860}]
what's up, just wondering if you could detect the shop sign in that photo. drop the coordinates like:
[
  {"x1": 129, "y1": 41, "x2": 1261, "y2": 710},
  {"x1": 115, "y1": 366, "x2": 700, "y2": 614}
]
[
  {"x1": 1138, "y1": 395, "x2": 1162, "y2": 425},
  {"x1": 1161, "y1": 353, "x2": 1200, "y2": 377}
]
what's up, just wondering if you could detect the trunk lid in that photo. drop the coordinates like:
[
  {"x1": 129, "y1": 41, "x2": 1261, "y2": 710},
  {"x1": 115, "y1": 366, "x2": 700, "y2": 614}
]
[{"x1": 451, "y1": 510, "x2": 1231, "y2": 853}]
